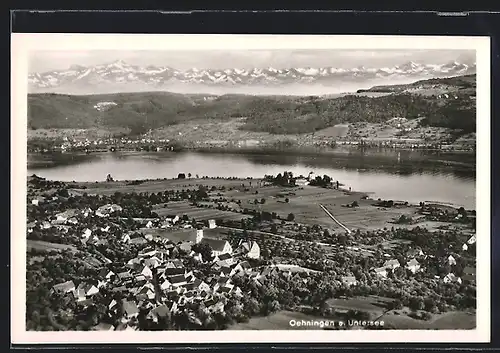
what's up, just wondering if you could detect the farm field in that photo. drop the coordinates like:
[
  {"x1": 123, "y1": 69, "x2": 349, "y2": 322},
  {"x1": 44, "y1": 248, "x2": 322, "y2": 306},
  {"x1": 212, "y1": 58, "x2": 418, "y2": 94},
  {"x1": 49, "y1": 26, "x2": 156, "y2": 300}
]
[
  {"x1": 272, "y1": 264, "x2": 321, "y2": 274},
  {"x1": 314, "y1": 124, "x2": 349, "y2": 138},
  {"x1": 326, "y1": 295, "x2": 394, "y2": 319},
  {"x1": 152, "y1": 201, "x2": 252, "y2": 222},
  {"x1": 212, "y1": 184, "x2": 418, "y2": 231},
  {"x1": 70, "y1": 177, "x2": 256, "y2": 195},
  {"x1": 27, "y1": 240, "x2": 78, "y2": 253},
  {"x1": 380, "y1": 310, "x2": 476, "y2": 329},
  {"x1": 70, "y1": 178, "x2": 422, "y2": 231}
]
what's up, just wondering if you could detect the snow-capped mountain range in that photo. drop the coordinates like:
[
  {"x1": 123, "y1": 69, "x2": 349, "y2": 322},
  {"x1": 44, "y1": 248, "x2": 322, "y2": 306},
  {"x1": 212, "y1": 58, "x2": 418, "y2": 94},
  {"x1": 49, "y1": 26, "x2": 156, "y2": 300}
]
[{"x1": 28, "y1": 59, "x2": 476, "y2": 95}]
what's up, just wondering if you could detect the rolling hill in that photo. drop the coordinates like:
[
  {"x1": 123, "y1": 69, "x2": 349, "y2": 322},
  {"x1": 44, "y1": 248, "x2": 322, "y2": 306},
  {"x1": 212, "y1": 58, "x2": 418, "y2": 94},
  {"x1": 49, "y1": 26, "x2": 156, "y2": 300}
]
[{"x1": 28, "y1": 74, "x2": 476, "y2": 136}]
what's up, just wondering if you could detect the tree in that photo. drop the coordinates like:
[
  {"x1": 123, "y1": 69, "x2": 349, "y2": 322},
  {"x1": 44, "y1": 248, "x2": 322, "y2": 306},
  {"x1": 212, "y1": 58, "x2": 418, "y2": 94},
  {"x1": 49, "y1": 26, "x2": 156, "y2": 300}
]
[
  {"x1": 188, "y1": 173, "x2": 192, "y2": 179},
  {"x1": 409, "y1": 296, "x2": 425, "y2": 311},
  {"x1": 177, "y1": 173, "x2": 186, "y2": 179},
  {"x1": 287, "y1": 213, "x2": 295, "y2": 222},
  {"x1": 270, "y1": 224, "x2": 278, "y2": 234},
  {"x1": 285, "y1": 198, "x2": 290, "y2": 203},
  {"x1": 192, "y1": 242, "x2": 213, "y2": 262},
  {"x1": 260, "y1": 198, "x2": 266, "y2": 204}
]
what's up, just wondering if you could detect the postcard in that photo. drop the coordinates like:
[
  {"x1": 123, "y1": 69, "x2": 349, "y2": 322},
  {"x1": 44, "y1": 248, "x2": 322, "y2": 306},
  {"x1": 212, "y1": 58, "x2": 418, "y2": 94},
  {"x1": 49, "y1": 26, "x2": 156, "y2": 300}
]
[{"x1": 11, "y1": 33, "x2": 490, "y2": 344}]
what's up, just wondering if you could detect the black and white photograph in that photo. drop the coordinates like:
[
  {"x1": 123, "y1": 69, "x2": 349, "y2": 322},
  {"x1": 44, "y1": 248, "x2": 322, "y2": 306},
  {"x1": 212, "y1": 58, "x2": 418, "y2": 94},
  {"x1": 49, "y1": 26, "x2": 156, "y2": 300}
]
[{"x1": 11, "y1": 34, "x2": 490, "y2": 343}]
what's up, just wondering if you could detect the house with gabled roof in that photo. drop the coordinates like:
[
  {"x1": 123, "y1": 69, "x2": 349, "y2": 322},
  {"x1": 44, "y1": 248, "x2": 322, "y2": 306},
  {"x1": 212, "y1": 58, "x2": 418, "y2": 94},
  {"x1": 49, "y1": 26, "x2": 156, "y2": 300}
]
[
  {"x1": 137, "y1": 299, "x2": 155, "y2": 311},
  {"x1": 134, "y1": 265, "x2": 153, "y2": 279},
  {"x1": 373, "y1": 267, "x2": 388, "y2": 278},
  {"x1": 55, "y1": 209, "x2": 79, "y2": 222},
  {"x1": 214, "y1": 252, "x2": 235, "y2": 266},
  {"x1": 447, "y1": 255, "x2": 457, "y2": 266},
  {"x1": 406, "y1": 248, "x2": 425, "y2": 258},
  {"x1": 230, "y1": 261, "x2": 252, "y2": 276},
  {"x1": 127, "y1": 257, "x2": 142, "y2": 268},
  {"x1": 406, "y1": 259, "x2": 421, "y2": 274},
  {"x1": 117, "y1": 271, "x2": 133, "y2": 284},
  {"x1": 67, "y1": 217, "x2": 79, "y2": 225},
  {"x1": 122, "y1": 300, "x2": 139, "y2": 320},
  {"x1": 96, "y1": 204, "x2": 122, "y2": 218},
  {"x1": 159, "y1": 277, "x2": 172, "y2": 291},
  {"x1": 443, "y1": 273, "x2": 462, "y2": 284},
  {"x1": 144, "y1": 256, "x2": 162, "y2": 269},
  {"x1": 219, "y1": 266, "x2": 232, "y2": 277},
  {"x1": 136, "y1": 285, "x2": 155, "y2": 300},
  {"x1": 185, "y1": 278, "x2": 210, "y2": 292},
  {"x1": 233, "y1": 286, "x2": 243, "y2": 298},
  {"x1": 77, "y1": 298, "x2": 94, "y2": 309},
  {"x1": 31, "y1": 196, "x2": 46, "y2": 206},
  {"x1": 383, "y1": 259, "x2": 401, "y2": 270},
  {"x1": 81, "y1": 228, "x2": 92, "y2": 240},
  {"x1": 169, "y1": 274, "x2": 188, "y2": 287},
  {"x1": 122, "y1": 233, "x2": 131, "y2": 244},
  {"x1": 52, "y1": 280, "x2": 76, "y2": 294},
  {"x1": 107, "y1": 298, "x2": 119, "y2": 312},
  {"x1": 99, "y1": 268, "x2": 115, "y2": 280},
  {"x1": 213, "y1": 276, "x2": 231, "y2": 292},
  {"x1": 467, "y1": 234, "x2": 476, "y2": 245},
  {"x1": 237, "y1": 240, "x2": 260, "y2": 259},
  {"x1": 138, "y1": 246, "x2": 157, "y2": 258},
  {"x1": 27, "y1": 221, "x2": 37, "y2": 233},
  {"x1": 341, "y1": 276, "x2": 357, "y2": 287},
  {"x1": 162, "y1": 266, "x2": 185, "y2": 277},
  {"x1": 204, "y1": 297, "x2": 225, "y2": 313},
  {"x1": 200, "y1": 238, "x2": 232, "y2": 257},
  {"x1": 146, "y1": 302, "x2": 177, "y2": 323},
  {"x1": 41, "y1": 221, "x2": 52, "y2": 229},
  {"x1": 74, "y1": 282, "x2": 99, "y2": 302}
]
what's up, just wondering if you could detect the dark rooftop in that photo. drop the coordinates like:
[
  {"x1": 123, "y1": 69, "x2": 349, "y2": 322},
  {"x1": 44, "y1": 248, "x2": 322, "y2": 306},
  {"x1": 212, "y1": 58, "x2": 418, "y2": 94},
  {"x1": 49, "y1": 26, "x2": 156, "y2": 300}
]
[{"x1": 200, "y1": 238, "x2": 228, "y2": 252}]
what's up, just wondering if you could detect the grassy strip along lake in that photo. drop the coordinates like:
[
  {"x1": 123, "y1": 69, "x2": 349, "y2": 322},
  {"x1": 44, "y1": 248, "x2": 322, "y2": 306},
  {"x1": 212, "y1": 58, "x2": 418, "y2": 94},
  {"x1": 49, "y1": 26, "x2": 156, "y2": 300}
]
[{"x1": 27, "y1": 148, "x2": 476, "y2": 209}]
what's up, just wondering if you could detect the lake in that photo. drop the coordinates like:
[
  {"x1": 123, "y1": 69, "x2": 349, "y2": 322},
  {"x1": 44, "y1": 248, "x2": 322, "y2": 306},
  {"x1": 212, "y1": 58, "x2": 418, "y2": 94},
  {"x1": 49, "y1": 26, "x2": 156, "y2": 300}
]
[{"x1": 27, "y1": 148, "x2": 476, "y2": 209}]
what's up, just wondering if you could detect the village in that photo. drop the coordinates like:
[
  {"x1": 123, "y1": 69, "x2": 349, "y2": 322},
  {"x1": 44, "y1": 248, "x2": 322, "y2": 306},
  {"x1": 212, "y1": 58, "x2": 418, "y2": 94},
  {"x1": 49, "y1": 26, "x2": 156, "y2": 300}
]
[
  {"x1": 26, "y1": 172, "x2": 477, "y2": 331},
  {"x1": 27, "y1": 114, "x2": 476, "y2": 156}
]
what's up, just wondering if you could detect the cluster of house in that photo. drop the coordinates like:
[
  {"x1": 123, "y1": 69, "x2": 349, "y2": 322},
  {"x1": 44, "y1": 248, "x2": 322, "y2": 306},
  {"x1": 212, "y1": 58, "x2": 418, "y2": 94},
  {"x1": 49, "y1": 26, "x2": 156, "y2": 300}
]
[
  {"x1": 27, "y1": 202, "x2": 126, "y2": 246},
  {"x1": 50, "y1": 134, "x2": 174, "y2": 153},
  {"x1": 363, "y1": 243, "x2": 477, "y2": 286},
  {"x1": 48, "y1": 211, "x2": 270, "y2": 330},
  {"x1": 461, "y1": 234, "x2": 476, "y2": 251},
  {"x1": 442, "y1": 252, "x2": 476, "y2": 285}
]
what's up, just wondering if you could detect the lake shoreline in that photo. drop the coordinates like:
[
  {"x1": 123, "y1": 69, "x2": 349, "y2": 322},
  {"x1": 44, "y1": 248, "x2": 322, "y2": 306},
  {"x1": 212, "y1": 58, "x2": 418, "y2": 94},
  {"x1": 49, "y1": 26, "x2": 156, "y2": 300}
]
[
  {"x1": 27, "y1": 147, "x2": 476, "y2": 170},
  {"x1": 26, "y1": 149, "x2": 476, "y2": 209}
]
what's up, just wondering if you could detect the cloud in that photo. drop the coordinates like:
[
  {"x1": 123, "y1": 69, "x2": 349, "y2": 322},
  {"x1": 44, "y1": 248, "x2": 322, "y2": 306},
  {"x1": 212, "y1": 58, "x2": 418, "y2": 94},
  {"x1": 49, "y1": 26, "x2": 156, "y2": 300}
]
[{"x1": 29, "y1": 49, "x2": 475, "y2": 73}]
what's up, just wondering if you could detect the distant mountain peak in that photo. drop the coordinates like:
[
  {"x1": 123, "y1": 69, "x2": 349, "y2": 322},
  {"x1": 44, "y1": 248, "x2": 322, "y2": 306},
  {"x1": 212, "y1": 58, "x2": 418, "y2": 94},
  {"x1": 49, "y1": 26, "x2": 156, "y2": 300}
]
[{"x1": 28, "y1": 59, "x2": 477, "y2": 95}]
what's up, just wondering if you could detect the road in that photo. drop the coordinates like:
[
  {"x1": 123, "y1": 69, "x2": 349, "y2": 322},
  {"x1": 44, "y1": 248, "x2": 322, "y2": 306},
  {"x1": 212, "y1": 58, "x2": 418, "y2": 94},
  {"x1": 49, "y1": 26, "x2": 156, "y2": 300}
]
[
  {"x1": 319, "y1": 204, "x2": 352, "y2": 234},
  {"x1": 218, "y1": 225, "x2": 374, "y2": 254}
]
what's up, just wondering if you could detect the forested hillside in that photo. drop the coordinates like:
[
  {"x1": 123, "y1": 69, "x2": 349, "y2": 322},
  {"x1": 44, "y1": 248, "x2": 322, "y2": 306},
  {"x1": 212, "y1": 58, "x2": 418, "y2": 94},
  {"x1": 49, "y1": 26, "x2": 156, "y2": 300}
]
[{"x1": 28, "y1": 75, "x2": 476, "y2": 135}]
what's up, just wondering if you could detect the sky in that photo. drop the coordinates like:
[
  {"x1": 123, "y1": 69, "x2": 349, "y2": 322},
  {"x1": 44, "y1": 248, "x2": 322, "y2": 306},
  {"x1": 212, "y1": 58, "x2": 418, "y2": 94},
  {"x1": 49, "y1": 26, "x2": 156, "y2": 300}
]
[{"x1": 29, "y1": 49, "x2": 475, "y2": 73}]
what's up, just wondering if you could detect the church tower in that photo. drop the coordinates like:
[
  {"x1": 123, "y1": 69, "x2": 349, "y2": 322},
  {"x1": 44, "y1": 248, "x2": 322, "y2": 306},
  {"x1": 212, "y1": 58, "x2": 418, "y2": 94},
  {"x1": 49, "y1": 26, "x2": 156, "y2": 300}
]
[{"x1": 196, "y1": 229, "x2": 204, "y2": 244}]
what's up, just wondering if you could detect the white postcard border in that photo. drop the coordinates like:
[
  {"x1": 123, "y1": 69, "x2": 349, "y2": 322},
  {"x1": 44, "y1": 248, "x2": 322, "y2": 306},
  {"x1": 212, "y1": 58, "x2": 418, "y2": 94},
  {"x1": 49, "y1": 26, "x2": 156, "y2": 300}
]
[{"x1": 11, "y1": 33, "x2": 491, "y2": 344}]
